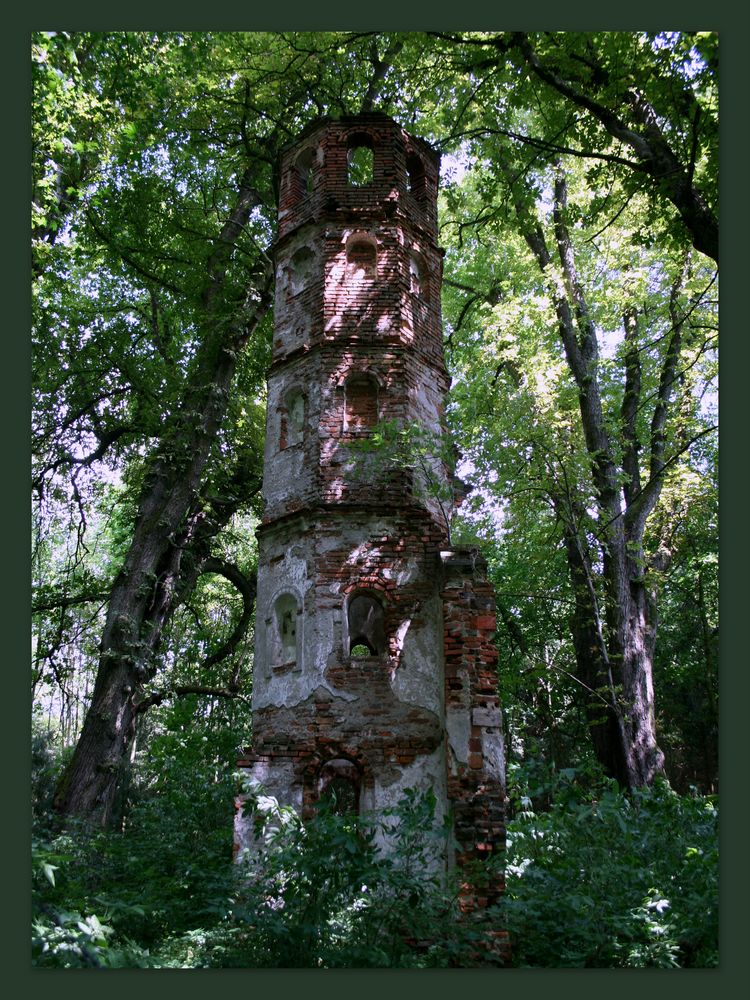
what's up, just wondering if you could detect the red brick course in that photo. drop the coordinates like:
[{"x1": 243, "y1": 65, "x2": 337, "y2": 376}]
[{"x1": 237, "y1": 114, "x2": 507, "y2": 963}]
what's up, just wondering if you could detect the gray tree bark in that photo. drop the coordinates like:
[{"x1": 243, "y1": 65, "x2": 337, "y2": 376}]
[{"x1": 53, "y1": 166, "x2": 273, "y2": 826}]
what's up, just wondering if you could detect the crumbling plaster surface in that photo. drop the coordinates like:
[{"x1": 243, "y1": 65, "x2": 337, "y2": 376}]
[
  {"x1": 391, "y1": 590, "x2": 444, "y2": 717},
  {"x1": 237, "y1": 119, "x2": 505, "y2": 944},
  {"x1": 481, "y1": 727, "x2": 506, "y2": 787},
  {"x1": 236, "y1": 740, "x2": 448, "y2": 869},
  {"x1": 371, "y1": 746, "x2": 447, "y2": 823},
  {"x1": 447, "y1": 700, "x2": 505, "y2": 781},
  {"x1": 255, "y1": 514, "x2": 445, "y2": 718},
  {"x1": 365, "y1": 746, "x2": 448, "y2": 866}
]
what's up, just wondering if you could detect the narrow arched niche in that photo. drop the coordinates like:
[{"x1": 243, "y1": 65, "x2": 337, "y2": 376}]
[
  {"x1": 279, "y1": 388, "x2": 305, "y2": 450},
  {"x1": 347, "y1": 592, "x2": 386, "y2": 657},
  {"x1": 272, "y1": 593, "x2": 299, "y2": 666},
  {"x1": 295, "y1": 146, "x2": 317, "y2": 196},
  {"x1": 406, "y1": 152, "x2": 426, "y2": 202},
  {"x1": 346, "y1": 238, "x2": 377, "y2": 280},
  {"x1": 287, "y1": 246, "x2": 316, "y2": 296},
  {"x1": 409, "y1": 251, "x2": 428, "y2": 299}
]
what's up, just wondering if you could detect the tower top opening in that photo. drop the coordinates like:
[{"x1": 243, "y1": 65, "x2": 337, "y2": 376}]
[{"x1": 277, "y1": 113, "x2": 440, "y2": 243}]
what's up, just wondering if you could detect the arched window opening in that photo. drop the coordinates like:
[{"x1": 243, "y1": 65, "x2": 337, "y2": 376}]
[
  {"x1": 273, "y1": 593, "x2": 299, "y2": 666},
  {"x1": 287, "y1": 246, "x2": 315, "y2": 296},
  {"x1": 280, "y1": 389, "x2": 305, "y2": 450},
  {"x1": 346, "y1": 239, "x2": 377, "y2": 280},
  {"x1": 318, "y1": 759, "x2": 361, "y2": 816},
  {"x1": 347, "y1": 135, "x2": 374, "y2": 186},
  {"x1": 348, "y1": 593, "x2": 386, "y2": 657},
  {"x1": 344, "y1": 375, "x2": 378, "y2": 433},
  {"x1": 321, "y1": 775, "x2": 359, "y2": 815},
  {"x1": 295, "y1": 146, "x2": 317, "y2": 196},
  {"x1": 406, "y1": 153, "x2": 426, "y2": 200}
]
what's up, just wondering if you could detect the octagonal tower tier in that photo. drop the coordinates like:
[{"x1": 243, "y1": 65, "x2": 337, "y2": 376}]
[
  {"x1": 236, "y1": 116, "x2": 506, "y2": 934},
  {"x1": 265, "y1": 113, "x2": 449, "y2": 524}
]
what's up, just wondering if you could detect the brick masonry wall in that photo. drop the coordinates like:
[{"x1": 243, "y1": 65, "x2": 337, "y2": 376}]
[
  {"x1": 276, "y1": 113, "x2": 440, "y2": 242},
  {"x1": 236, "y1": 113, "x2": 507, "y2": 962},
  {"x1": 442, "y1": 547, "x2": 510, "y2": 961}
]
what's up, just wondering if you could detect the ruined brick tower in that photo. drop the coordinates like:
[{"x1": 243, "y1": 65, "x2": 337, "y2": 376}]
[{"x1": 235, "y1": 113, "x2": 506, "y2": 922}]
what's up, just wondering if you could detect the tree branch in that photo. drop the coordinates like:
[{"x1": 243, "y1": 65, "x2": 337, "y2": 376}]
[
  {"x1": 85, "y1": 211, "x2": 187, "y2": 297},
  {"x1": 32, "y1": 590, "x2": 109, "y2": 615},
  {"x1": 198, "y1": 558, "x2": 257, "y2": 676},
  {"x1": 135, "y1": 684, "x2": 251, "y2": 714},
  {"x1": 512, "y1": 33, "x2": 718, "y2": 262},
  {"x1": 625, "y1": 259, "x2": 694, "y2": 535},
  {"x1": 360, "y1": 36, "x2": 404, "y2": 113}
]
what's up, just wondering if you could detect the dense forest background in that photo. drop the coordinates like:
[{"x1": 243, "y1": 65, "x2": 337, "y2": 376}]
[{"x1": 31, "y1": 30, "x2": 719, "y2": 968}]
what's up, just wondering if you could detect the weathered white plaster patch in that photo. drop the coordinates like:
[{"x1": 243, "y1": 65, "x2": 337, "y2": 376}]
[
  {"x1": 472, "y1": 707, "x2": 502, "y2": 728},
  {"x1": 392, "y1": 594, "x2": 444, "y2": 717},
  {"x1": 367, "y1": 747, "x2": 448, "y2": 869},
  {"x1": 234, "y1": 758, "x2": 303, "y2": 858},
  {"x1": 481, "y1": 728, "x2": 506, "y2": 786},
  {"x1": 445, "y1": 667, "x2": 471, "y2": 765}
]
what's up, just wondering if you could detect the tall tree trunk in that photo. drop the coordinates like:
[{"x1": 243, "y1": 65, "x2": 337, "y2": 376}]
[
  {"x1": 559, "y1": 510, "x2": 630, "y2": 785},
  {"x1": 53, "y1": 167, "x2": 273, "y2": 826},
  {"x1": 504, "y1": 158, "x2": 674, "y2": 787},
  {"x1": 602, "y1": 539, "x2": 664, "y2": 786},
  {"x1": 549, "y1": 170, "x2": 665, "y2": 787}
]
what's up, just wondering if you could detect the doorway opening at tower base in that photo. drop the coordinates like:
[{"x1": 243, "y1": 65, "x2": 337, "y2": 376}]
[
  {"x1": 302, "y1": 756, "x2": 365, "y2": 818},
  {"x1": 319, "y1": 758, "x2": 361, "y2": 815}
]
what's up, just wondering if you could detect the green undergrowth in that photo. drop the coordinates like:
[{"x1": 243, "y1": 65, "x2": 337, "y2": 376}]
[
  {"x1": 500, "y1": 761, "x2": 719, "y2": 967},
  {"x1": 159, "y1": 784, "x2": 488, "y2": 968},
  {"x1": 32, "y1": 715, "x2": 718, "y2": 968}
]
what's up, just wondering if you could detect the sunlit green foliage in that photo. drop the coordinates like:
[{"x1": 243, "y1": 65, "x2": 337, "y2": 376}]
[
  {"x1": 32, "y1": 30, "x2": 718, "y2": 965},
  {"x1": 33, "y1": 733, "x2": 719, "y2": 968},
  {"x1": 33, "y1": 730, "x2": 487, "y2": 968},
  {"x1": 222, "y1": 784, "x2": 482, "y2": 968},
  {"x1": 502, "y1": 762, "x2": 718, "y2": 967},
  {"x1": 32, "y1": 698, "x2": 245, "y2": 966},
  {"x1": 438, "y1": 77, "x2": 717, "y2": 785}
]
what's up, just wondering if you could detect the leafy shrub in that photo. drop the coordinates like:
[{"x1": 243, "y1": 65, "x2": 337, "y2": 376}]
[
  {"x1": 31, "y1": 719, "x2": 152, "y2": 967},
  {"x1": 217, "y1": 783, "x2": 486, "y2": 968},
  {"x1": 501, "y1": 762, "x2": 718, "y2": 967},
  {"x1": 34, "y1": 695, "x2": 717, "y2": 968},
  {"x1": 94, "y1": 720, "x2": 239, "y2": 944},
  {"x1": 32, "y1": 835, "x2": 154, "y2": 967},
  {"x1": 31, "y1": 698, "x2": 244, "y2": 963},
  {"x1": 31, "y1": 712, "x2": 73, "y2": 831}
]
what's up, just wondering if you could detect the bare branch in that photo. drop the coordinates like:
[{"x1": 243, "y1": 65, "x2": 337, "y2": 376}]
[
  {"x1": 198, "y1": 558, "x2": 257, "y2": 676},
  {"x1": 135, "y1": 684, "x2": 251, "y2": 715}
]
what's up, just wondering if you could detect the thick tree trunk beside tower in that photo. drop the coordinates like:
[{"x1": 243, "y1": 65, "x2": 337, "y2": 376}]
[{"x1": 53, "y1": 168, "x2": 273, "y2": 827}]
